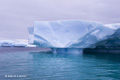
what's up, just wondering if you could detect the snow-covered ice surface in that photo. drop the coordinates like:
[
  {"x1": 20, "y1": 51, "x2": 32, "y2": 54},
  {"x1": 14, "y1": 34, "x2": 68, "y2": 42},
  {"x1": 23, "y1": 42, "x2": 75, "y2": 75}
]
[
  {"x1": 104, "y1": 23, "x2": 120, "y2": 30},
  {"x1": 28, "y1": 19, "x2": 120, "y2": 48}
]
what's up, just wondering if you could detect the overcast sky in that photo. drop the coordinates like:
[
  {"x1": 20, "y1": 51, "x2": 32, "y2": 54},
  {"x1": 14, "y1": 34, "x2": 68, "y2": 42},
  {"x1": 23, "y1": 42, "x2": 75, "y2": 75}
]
[{"x1": 0, "y1": 0, "x2": 120, "y2": 39}]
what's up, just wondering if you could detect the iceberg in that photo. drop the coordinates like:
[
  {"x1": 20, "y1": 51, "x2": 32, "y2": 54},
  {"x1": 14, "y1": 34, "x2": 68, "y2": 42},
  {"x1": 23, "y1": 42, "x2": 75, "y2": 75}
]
[
  {"x1": 0, "y1": 40, "x2": 14, "y2": 47},
  {"x1": 28, "y1": 20, "x2": 118, "y2": 47},
  {"x1": 0, "y1": 40, "x2": 28, "y2": 47},
  {"x1": 28, "y1": 20, "x2": 120, "y2": 53},
  {"x1": 14, "y1": 41, "x2": 27, "y2": 47}
]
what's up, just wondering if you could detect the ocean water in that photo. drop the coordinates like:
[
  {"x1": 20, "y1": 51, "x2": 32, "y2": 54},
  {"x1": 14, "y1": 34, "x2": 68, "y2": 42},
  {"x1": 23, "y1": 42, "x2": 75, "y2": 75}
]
[{"x1": 0, "y1": 51, "x2": 120, "y2": 80}]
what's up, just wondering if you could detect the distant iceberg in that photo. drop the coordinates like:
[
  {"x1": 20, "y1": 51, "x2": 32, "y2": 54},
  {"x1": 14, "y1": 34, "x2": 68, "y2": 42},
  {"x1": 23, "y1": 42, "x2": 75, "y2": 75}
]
[
  {"x1": 28, "y1": 19, "x2": 119, "y2": 49},
  {"x1": 14, "y1": 41, "x2": 27, "y2": 47},
  {"x1": 0, "y1": 40, "x2": 27, "y2": 47},
  {"x1": 0, "y1": 40, "x2": 14, "y2": 47}
]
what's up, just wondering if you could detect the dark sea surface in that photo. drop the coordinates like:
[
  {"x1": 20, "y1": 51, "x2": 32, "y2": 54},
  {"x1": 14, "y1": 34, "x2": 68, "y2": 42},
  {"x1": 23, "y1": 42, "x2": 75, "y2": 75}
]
[{"x1": 0, "y1": 49, "x2": 120, "y2": 80}]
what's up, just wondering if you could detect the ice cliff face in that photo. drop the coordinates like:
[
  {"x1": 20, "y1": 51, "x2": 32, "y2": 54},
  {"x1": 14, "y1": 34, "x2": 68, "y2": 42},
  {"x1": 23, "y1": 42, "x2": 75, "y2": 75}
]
[
  {"x1": 93, "y1": 23, "x2": 120, "y2": 48},
  {"x1": 28, "y1": 20, "x2": 120, "y2": 48}
]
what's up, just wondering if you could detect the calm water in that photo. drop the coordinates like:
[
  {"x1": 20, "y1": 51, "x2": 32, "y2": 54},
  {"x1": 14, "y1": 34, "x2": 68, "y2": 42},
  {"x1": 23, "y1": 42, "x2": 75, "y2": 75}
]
[{"x1": 0, "y1": 51, "x2": 120, "y2": 80}]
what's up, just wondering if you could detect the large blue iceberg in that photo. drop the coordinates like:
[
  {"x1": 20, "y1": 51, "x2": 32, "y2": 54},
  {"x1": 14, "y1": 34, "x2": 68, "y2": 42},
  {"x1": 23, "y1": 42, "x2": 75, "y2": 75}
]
[{"x1": 28, "y1": 20, "x2": 120, "y2": 53}]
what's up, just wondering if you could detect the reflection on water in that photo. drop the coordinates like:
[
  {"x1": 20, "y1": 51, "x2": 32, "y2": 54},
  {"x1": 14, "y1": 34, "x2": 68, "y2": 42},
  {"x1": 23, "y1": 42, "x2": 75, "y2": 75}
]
[{"x1": 0, "y1": 51, "x2": 120, "y2": 80}]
